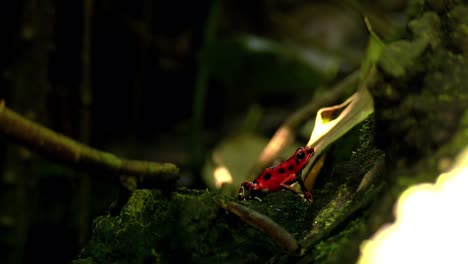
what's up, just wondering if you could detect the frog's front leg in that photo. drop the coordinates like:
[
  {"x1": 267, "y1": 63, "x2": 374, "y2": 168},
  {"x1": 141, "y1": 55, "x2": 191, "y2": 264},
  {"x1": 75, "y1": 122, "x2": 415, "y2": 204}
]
[{"x1": 279, "y1": 172, "x2": 313, "y2": 202}]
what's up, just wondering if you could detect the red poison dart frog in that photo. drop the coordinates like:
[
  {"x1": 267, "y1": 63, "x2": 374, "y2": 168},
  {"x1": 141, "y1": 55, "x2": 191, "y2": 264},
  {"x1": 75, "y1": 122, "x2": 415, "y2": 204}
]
[{"x1": 238, "y1": 146, "x2": 315, "y2": 202}]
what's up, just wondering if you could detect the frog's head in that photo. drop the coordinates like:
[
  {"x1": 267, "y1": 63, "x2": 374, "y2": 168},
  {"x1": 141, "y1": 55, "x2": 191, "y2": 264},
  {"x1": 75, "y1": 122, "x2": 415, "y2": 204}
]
[{"x1": 293, "y1": 146, "x2": 315, "y2": 169}]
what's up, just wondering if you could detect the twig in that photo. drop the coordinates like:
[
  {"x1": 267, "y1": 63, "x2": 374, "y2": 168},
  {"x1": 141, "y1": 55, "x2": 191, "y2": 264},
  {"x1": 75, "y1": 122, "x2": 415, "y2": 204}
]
[
  {"x1": 190, "y1": 0, "x2": 221, "y2": 172},
  {"x1": 356, "y1": 157, "x2": 384, "y2": 193},
  {"x1": 220, "y1": 201, "x2": 303, "y2": 256},
  {"x1": 247, "y1": 70, "x2": 360, "y2": 180},
  {"x1": 0, "y1": 101, "x2": 180, "y2": 187},
  {"x1": 129, "y1": 0, "x2": 152, "y2": 134}
]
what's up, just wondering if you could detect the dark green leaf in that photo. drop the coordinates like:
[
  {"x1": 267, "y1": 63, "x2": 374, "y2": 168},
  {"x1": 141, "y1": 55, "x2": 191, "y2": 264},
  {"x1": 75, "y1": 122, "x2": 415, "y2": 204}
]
[{"x1": 204, "y1": 34, "x2": 333, "y2": 92}]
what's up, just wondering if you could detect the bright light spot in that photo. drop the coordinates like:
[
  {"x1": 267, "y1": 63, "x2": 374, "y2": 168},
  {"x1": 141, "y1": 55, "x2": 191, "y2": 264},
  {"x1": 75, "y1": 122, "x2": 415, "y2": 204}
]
[
  {"x1": 307, "y1": 94, "x2": 355, "y2": 147},
  {"x1": 259, "y1": 127, "x2": 291, "y2": 165},
  {"x1": 213, "y1": 166, "x2": 233, "y2": 189},
  {"x1": 358, "y1": 146, "x2": 468, "y2": 264}
]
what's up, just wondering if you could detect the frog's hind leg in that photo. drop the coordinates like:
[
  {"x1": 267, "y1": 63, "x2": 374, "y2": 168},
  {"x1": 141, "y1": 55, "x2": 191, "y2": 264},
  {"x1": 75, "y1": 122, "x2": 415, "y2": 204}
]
[{"x1": 295, "y1": 171, "x2": 313, "y2": 202}]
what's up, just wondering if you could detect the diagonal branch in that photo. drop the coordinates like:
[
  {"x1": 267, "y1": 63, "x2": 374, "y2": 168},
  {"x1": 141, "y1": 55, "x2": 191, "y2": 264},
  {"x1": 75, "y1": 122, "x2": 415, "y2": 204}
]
[
  {"x1": 219, "y1": 200, "x2": 302, "y2": 256},
  {"x1": 0, "y1": 101, "x2": 180, "y2": 187}
]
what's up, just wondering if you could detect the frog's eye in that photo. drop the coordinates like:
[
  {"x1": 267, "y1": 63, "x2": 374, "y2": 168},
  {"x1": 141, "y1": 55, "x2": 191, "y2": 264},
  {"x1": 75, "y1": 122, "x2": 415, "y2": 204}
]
[{"x1": 296, "y1": 151, "x2": 305, "y2": 160}]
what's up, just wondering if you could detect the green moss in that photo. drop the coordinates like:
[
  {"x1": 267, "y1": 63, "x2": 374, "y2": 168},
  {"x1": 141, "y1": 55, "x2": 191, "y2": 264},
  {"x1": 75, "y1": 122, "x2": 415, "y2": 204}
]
[
  {"x1": 241, "y1": 189, "x2": 315, "y2": 238},
  {"x1": 74, "y1": 114, "x2": 383, "y2": 264},
  {"x1": 370, "y1": 1, "x2": 468, "y2": 161},
  {"x1": 409, "y1": 12, "x2": 441, "y2": 48},
  {"x1": 448, "y1": 6, "x2": 468, "y2": 54},
  {"x1": 75, "y1": 188, "x2": 315, "y2": 264},
  {"x1": 75, "y1": 2, "x2": 467, "y2": 264},
  {"x1": 310, "y1": 184, "x2": 353, "y2": 234},
  {"x1": 349, "y1": 117, "x2": 385, "y2": 178},
  {"x1": 311, "y1": 217, "x2": 366, "y2": 264},
  {"x1": 395, "y1": 108, "x2": 468, "y2": 189}
]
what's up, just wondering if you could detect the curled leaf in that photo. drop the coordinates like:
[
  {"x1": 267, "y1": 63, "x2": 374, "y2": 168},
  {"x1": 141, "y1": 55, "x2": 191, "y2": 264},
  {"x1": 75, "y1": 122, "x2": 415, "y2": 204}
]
[{"x1": 306, "y1": 81, "x2": 374, "y2": 163}]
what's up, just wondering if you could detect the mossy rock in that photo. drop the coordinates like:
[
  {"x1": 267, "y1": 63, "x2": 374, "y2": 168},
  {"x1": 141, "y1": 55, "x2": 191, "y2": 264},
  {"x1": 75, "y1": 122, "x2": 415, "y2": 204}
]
[
  {"x1": 75, "y1": 0, "x2": 468, "y2": 263},
  {"x1": 74, "y1": 115, "x2": 382, "y2": 264},
  {"x1": 73, "y1": 188, "x2": 312, "y2": 264}
]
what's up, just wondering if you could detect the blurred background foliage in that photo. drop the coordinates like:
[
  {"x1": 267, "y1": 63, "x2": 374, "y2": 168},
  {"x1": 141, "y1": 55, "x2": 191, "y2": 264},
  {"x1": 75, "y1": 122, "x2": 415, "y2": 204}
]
[{"x1": 0, "y1": 0, "x2": 407, "y2": 263}]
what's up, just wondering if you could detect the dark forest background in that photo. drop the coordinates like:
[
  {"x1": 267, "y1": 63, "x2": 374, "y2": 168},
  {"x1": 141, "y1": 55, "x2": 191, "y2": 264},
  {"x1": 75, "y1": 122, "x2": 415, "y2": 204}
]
[{"x1": 0, "y1": 0, "x2": 406, "y2": 263}]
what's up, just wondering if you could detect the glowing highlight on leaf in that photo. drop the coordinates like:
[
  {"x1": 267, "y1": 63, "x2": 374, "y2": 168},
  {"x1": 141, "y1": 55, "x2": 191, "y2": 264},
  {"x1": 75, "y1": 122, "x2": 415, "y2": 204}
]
[
  {"x1": 358, "y1": 147, "x2": 468, "y2": 264},
  {"x1": 298, "y1": 16, "x2": 382, "y2": 189},
  {"x1": 213, "y1": 165, "x2": 233, "y2": 188},
  {"x1": 308, "y1": 94, "x2": 355, "y2": 145},
  {"x1": 301, "y1": 84, "x2": 374, "y2": 187}
]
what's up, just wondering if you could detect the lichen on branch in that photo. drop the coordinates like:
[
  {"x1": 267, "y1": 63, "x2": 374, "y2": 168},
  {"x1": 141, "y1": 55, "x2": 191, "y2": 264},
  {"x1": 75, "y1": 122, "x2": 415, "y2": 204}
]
[{"x1": 0, "y1": 101, "x2": 180, "y2": 186}]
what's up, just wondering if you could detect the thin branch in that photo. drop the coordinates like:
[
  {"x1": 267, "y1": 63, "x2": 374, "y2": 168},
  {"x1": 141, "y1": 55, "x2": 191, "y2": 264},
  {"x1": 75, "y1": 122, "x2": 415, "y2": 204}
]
[
  {"x1": 219, "y1": 201, "x2": 303, "y2": 256},
  {"x1": 0, "y1": 101, "x2": 180, "y2": 185},
  {"x1": 129, "y1": 0, "x2": 152, "y2": 135},
  {"x1": 78, "y1": 0, "x2": 94, "y2": 248},
  {"x1": 247, "y1": 70, "x2": 360, "y2": 180},
  {"x1": 190, "y1": 0, "x2": 221, "y2": 171}
]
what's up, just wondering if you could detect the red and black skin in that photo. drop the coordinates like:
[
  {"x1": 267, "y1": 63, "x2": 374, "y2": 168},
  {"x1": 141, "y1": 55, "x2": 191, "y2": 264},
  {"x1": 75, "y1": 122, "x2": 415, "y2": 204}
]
[{"x1": 238, "y1": 146, "x2": 315, "y2": 202}]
